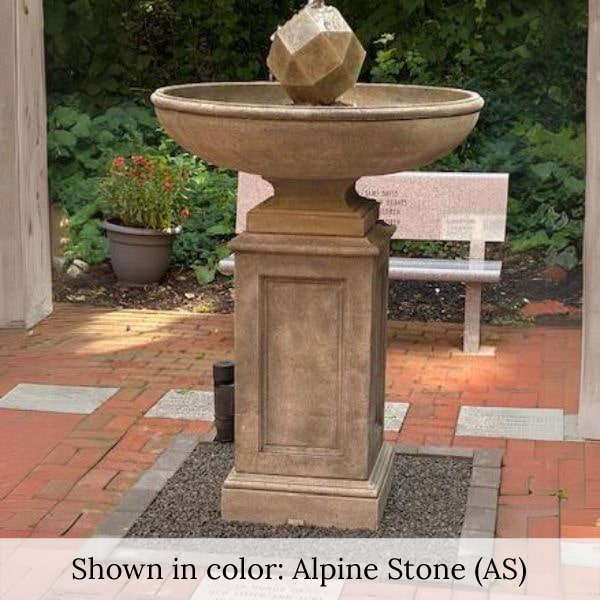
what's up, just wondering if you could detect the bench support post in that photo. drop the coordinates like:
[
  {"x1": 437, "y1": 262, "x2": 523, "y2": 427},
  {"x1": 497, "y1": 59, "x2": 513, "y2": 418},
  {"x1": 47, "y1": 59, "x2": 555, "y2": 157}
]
[
  {"x1": 463, "y1": 283, "x2": 482, "y2": 354},
  {"x1": 462, "y1": 240, "x2": 486, "y2": 355}
]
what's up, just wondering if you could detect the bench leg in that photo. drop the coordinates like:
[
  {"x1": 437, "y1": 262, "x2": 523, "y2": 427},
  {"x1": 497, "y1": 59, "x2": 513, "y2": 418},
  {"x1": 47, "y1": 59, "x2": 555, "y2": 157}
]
[{"x1": 463, "y1": 283, "x2": 482, "y2": 354}]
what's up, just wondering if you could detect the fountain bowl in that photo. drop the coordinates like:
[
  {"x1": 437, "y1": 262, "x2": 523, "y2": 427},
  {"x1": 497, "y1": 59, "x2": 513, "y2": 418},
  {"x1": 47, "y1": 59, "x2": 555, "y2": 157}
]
[{"x1": 151, "y1": 82, "x2": 484, "y2": 181}]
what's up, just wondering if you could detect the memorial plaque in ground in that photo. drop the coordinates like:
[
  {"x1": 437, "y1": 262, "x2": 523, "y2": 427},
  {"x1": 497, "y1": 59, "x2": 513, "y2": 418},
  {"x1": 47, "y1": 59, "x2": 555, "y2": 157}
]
[{"x1": 456, "y1": 407, "x2": 564, "y2": 441}]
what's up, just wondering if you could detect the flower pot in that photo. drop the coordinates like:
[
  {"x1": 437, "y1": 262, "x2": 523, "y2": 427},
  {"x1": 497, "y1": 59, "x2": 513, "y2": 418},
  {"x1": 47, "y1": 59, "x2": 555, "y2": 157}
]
[{"x1": 103, "y1": 220, "x2": 180, "y2": 285}]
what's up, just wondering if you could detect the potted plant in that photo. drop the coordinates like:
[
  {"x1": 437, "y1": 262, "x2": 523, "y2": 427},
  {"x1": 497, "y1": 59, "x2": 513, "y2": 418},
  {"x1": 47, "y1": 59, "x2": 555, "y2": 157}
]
[{"x1": 101, "y1": 154, "x2": 189, "y2": 285}]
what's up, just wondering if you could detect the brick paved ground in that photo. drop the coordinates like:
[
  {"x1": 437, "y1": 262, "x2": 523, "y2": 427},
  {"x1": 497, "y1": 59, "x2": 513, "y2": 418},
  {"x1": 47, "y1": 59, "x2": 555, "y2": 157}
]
[{"x1": 0, "y1": 304, "x2": 598, "y2": 538}]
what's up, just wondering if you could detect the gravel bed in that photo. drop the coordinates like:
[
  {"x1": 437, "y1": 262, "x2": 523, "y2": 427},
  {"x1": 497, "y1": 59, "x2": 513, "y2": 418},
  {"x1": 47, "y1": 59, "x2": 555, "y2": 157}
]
[{"x1": 128, "y1": 443, "x2": 472, "y2": 538}]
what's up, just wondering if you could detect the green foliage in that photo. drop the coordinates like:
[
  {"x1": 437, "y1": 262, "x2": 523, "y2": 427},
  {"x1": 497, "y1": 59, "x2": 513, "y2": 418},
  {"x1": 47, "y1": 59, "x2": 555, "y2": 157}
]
[
  {"x1": 391, "y1": 240, "x2": 468, "y2": 259},
  {"x1": 371, "y1": 34, "x2": 402, "y2": 83},
  {"x1": 433, "y1": 120, "x2": 586, "y2": 267},
  {"x1": 369, "y1": 2, "x2": 586, "y2": 267},
  {"x1": 46, "y1": 0, "x2": 588, "y2": 271},
  {"x1": 489, "y1": 314, "x2": 535, "y2": 327},
  {"x1": 171, "y1": 164, "x2": 237, "y2": 284},
  {"x1": 49, "y1": 98, "x2": 237, "y2": 270},
  {"x1": 100, "y1": 154, "x2": 188, "y2": 231},
  {"x1": 45, "y1": 0, "x2": 585, "y2": 108},
  {"x1": 48, "y1": 98, "x2": 161, "y2": 214},
  {"x1": 44, "y1": 0, "x2": 293, "y2": 98},
  {"x1": 63, "y1": 201, "x2": 109, "y2": 265}
]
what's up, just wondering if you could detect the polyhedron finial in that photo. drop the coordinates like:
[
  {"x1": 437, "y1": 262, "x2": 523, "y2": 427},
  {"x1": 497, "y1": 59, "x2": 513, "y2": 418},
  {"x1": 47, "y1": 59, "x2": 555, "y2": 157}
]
[{"x1": 267, "y1": 2, "x2": 366, "y2": 105}]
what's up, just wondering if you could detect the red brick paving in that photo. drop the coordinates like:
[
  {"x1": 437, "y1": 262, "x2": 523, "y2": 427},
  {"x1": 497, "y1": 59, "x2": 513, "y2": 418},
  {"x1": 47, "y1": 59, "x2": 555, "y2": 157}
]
[
  {"x1": 0, "y1": 303, "x2": 598, "y2": 538},
  {"x1": 520, "y1": 300, "x2": 583, "y2": 319},
  {"x1": 0, "y1": 410, "x2": 83, "y2": 498}
]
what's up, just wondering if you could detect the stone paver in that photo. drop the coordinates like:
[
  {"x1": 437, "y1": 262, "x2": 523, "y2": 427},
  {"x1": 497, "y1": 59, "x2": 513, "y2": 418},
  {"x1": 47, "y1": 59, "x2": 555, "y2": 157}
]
[
  {"x1": 384, "y1": 402, "x2": 409, "y2": 432},
  {"x1": 0, "y1": 384, "x2": 118, "y2": 414},
  {"x1": 146, "y1": 393, "x2": 410, "y2": 430},
  {"x1": 456, "y1": 407, "x2": 564, "y2": 441},
  {"x1": 146, "y1": 389, "x2": 215, "y2": 421},
  {"x1": 0, "y1": 304, "x2": 597, "y2": 538}
]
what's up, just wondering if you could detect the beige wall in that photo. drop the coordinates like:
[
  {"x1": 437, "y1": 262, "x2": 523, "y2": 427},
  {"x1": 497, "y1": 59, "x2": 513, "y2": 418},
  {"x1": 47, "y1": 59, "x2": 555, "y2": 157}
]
[
  {"x1": 580, "y1": 0, "x2": 600, "y2": 439},
  {"x1": 0, "y1": 0, "x2": 52, "y2": 328}
]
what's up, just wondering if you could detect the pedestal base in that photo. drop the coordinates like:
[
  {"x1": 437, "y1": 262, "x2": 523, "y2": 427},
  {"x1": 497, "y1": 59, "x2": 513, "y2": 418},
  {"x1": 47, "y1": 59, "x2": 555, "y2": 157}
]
[{"x1": 222, "y1": 443, "x2": 395, "y2": 530}]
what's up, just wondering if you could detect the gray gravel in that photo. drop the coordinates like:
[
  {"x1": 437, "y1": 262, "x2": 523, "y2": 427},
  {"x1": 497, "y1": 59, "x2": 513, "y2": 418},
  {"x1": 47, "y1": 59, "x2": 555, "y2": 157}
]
[{"x1": 128, "y1": 443, "x2": 471, "y2": 538}]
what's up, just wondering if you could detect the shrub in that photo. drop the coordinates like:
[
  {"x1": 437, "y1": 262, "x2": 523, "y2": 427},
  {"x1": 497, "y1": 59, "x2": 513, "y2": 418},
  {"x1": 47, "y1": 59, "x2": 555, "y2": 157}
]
[
  {"x1": 100, "y1": 154, "x2": 189, "y2": 231},
  {"x1": 47, "y1": 0, "x2": 587, "y2": 272},
  {"x1": 371, "y1": 22, "x2": 586, "y2": 268},
  {"x1": 49, "y1": 101, "x2": 238, "y2": 271},
  {"x1": 48, "y1": 98, "x2": 161, "y2": 215},
  {"x1": 171, "y1": 164, "x2": 237, "y2": 284},
  {"x1": 63, "y1": 201, "x2": 109, "y2": 266}
]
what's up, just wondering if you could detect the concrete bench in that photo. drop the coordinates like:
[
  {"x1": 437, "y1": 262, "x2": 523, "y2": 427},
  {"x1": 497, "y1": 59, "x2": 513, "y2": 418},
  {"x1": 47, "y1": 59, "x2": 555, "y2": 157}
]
[{"x1": 219, "y1": 171, "x2": 509, "y2": 355}]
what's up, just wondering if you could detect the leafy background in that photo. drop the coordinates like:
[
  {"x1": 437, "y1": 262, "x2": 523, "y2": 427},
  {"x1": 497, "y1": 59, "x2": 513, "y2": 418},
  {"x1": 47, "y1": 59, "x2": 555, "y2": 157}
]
[{"x1": 45, "y1": 0, "x2": 588, "y2": 275}]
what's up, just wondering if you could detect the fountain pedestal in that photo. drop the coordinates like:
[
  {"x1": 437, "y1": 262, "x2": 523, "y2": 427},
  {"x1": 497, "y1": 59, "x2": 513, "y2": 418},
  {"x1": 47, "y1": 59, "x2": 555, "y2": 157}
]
[{"x1": 221, "y1": 191, "x2": 395, "y2": 530}]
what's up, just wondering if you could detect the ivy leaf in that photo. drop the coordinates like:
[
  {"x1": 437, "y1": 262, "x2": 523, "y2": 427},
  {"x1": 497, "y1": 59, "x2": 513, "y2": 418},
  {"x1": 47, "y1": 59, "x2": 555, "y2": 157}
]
[
  {"x1": 546, "y1": 246, "x2": 579, "y2": 271},
  {"x1": 563, "y1": 176, "x2": 585, "y2": 196},
  {"x1": 215, "y1": 244, "x2": 233, "y2": 260},
  {"x1": 194, "y1": 265, "x2": 216, "y2": 285},
  {"x1": 50, "y1": 129, "x2": 78, "y2": 150},
  {"x1": 84, "y1": 81, "x2": 102, "y2": 96},
  {"x1": 52, "y1": 107, "x2": 80, "y2": 129},
  {"x1": 97, "y1": 130, "x2": 116, "y2": 145},
  {"x1": 206, "y1": 224, "x2": 231, "y2": 236},
  {"x1": 71, "y1": 114, "x2": 92, "y2": 138},
  {"x1": 511, "y1": 45, "x2": 532, "y2": 59},
  {"x1": 509, "y1": 230, "x2": 551, "y2": 253},
  {"x1": 531, "y1": 162, "x2": 556, "y2": 181}
]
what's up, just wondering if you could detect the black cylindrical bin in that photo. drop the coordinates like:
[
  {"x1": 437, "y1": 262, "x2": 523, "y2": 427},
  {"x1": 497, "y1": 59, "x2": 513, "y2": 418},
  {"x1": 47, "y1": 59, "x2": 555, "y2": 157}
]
[
  {"x1": 213, "y1": 361, "x2": 235, "y2": 386},
  {"x1": 213, "y1": 362, "x2": 235, "y2": 443},
  {"x1": 214, "y1": 384, "x2": 235, "y2": 443}
]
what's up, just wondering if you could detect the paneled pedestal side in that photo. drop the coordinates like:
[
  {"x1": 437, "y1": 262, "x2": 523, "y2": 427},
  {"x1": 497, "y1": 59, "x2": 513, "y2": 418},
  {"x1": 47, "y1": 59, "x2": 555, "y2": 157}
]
[
  {"x1": 0, "y1": 0, "x2": 52, "y2": 329},
  {"x1": 221, "y1": 220, "x2": 395, "y2": 529}
]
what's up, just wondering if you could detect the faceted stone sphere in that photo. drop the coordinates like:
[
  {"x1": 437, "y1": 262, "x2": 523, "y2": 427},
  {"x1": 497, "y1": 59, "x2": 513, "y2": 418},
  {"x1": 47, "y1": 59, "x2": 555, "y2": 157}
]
[{"x1": 267, "y1": 4, "x2": 366, "y2": 105}]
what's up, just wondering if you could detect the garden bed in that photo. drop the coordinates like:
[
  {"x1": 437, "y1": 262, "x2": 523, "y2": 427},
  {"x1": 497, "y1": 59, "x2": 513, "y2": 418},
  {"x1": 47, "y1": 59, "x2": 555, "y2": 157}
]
[{"x1": 53, "y1": 250, "x2": 582, "y2": 324}]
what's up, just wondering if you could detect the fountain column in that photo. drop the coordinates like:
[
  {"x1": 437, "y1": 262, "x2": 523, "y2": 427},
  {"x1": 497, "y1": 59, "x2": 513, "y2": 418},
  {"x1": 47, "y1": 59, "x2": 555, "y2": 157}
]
[{"x1": 221, "y1": 184, "x2": 396, "y2": 529}]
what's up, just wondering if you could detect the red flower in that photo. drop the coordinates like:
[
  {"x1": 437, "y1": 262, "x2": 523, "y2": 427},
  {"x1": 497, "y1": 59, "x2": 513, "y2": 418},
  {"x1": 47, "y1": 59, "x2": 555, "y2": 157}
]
[
  {"x1": 180, "y1": 207, "x2": 191, "y2": 220},
  {"x1": 112, "y1": 156, "x2": 126, "y2": 169}
]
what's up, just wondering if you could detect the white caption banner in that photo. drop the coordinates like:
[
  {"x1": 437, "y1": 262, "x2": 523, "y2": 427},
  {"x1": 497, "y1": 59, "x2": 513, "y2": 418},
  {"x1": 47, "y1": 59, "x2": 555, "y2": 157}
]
[{"x1": 0, "y1": 538, "x2": 598, "y2": 599}]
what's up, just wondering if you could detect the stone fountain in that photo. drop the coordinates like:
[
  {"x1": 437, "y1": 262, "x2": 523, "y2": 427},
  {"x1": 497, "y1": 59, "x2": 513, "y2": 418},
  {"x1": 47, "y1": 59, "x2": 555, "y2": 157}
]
[{"x1": 152, "y1": 0, "x2": 483, "y2": 530}]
